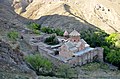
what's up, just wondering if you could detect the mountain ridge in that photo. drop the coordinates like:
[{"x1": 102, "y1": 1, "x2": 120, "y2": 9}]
[{"x1": 12, "y1": 0, "x2": 120, "y2": 34}]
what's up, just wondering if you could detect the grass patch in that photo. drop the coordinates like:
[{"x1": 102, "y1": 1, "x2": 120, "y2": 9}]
[{"x1": 80, "y1": 62, "x2": 109, "y2": 71}]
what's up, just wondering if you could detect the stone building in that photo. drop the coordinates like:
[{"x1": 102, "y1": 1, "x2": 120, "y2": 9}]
[
  {"x1": 59, "y1": 30, "x2": 103, "y2": 65},
  {"x1": 23, "y1": 30, "x2": 103, "y2": 66}
]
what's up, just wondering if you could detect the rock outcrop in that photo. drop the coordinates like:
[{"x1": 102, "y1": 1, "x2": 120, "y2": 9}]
[{"x1": 0, "y1": 39, "x2": 37, "y2": 79}]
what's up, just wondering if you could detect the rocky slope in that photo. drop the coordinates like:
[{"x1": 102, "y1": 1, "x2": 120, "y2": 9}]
[
  {"x1": 13, "y1": 0, "x2": 120, "y2": 33},
  {"x1": 0, "y1": 0, "x2": 120, "y2": 79},
  {"x1": 0, "y1": 1, "x2": 37, "y2": 78},
  {"x1": 0, "y1": 39, "x2": 37, "y2": 79}
]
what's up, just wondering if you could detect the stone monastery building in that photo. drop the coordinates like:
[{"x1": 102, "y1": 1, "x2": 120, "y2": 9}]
[
  {"x1": 23, "y1": 29, "x2": 103, "y2": 66},
  {"x1": 59, "y1": 30, "x2": 90, "y2": 59},
  {"x1": 58, "y1": 30, "x2": 103, "y2": 65}
]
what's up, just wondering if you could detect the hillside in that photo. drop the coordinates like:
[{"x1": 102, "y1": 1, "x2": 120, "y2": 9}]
[
  {"x1": 13, "y1": 0, "x2": 120, "y2": 33},
  {"x1": 0, "y1": 0, "x2": 120, "y2": 79}
]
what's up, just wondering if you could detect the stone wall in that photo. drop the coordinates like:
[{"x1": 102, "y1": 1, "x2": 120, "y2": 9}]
[
  {"x1": 65, "y1": 47, "x2": 104, "y2": 66},
  {"x1": 38, "y1": 46, "x2": 67, "y2": 66},
  {"x1": 94, "y1": 47, "x2": 104, "y2": 61},
  {"x1": 23, "y1": 35, "x2": 103, "y2": 66},
  {"x1": 38, "y1": 45, "x2": 103, "y2": 66}
]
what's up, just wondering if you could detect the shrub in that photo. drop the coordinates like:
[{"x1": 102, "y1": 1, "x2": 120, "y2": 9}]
[
  {"x1": 7, "y1": 31, "x2": 19, "y2": 41},
  {"x1": 28, "y1": 23, "x2": 41, "y2": 30},
  {"x1": 44, "y1": 35, "x2": 59, "y2": 45},
  {"x1": 41, "y1": 27, "x2": 64, "y2": 36},
  {"x1": 25, "y1": 54, "x2": 53, "y2": 75},
  {"x1": 27, "y1": 23, "x2": 41, "y2": 34},
  {"x1": 41, "y1": 27, "x2": 53, "y2": 34},
  {"x1": 33, "y1": 29, "x2": 40, "y2": 35},
  {"x1": 53, "y1": 28, "x2": 64, "y2": 36},
  {"x1": 56, "y1": 64, "x2": 76, "y2": 78}
]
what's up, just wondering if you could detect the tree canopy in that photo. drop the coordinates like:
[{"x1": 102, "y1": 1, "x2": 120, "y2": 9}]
[{"x1": 80, "y1": 29, "x2": 120, "y2": 68}]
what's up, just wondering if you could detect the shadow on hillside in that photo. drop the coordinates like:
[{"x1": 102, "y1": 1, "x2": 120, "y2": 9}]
[
  {"x1": 35, "y1": 14, "x2": 101, "y2": 32},
  {"x1": 0, "y1": 0, "x2": 106, "y2": 33},
  {"x1": 0, "y1": 1, "x2": 32, "y2": 29}
]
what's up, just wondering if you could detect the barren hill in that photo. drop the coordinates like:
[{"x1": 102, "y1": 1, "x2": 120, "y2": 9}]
[{"x1": 12, "y1": 0, "x2": 120, "y2": 33}]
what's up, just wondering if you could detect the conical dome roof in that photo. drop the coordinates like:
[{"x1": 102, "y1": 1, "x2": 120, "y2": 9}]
[
  {"x1": 63, "y1": 30, "x2": 69, "y2": 36},
  {"x1": 69, "y1": 30, "x2": 80, "y2": 36}
]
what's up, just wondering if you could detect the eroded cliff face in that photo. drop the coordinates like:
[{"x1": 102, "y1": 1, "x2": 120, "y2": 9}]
[
  {"x1": 0, "y1": 39, "x2": 37, "y2": 79},
  {"x1": 12, "y1": 0, "x2": 120, "y2": 34}
]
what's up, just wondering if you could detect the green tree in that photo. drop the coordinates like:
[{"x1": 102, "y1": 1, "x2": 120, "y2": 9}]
[
  {"x1": 106, "y1": 49, "x2": 120, "y2": 65},
  {"x1": 80, "y1": 29, "x2": 120, "y2": 68},
  {"x1": 105, "y1": 33, "x2": 120, "y2": 47},
  {"x1": 25, "y1": 54, "x2": 53, "y2": 75},
  {"x1": 80, "y1": 29, "x2": 108, "y2": 47},
  {"x1": 44, "y1": 35, "x2": 59, "y2": 45}
]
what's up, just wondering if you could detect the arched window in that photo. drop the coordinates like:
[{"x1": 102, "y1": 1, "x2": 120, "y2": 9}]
[{"x1": 74, "y1": 40, "x2": 76, "y2": 42}]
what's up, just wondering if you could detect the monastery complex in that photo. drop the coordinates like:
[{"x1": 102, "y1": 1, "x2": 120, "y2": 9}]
[{"x1": 22, "y1": 29, "x2": 103, "y2": 66}]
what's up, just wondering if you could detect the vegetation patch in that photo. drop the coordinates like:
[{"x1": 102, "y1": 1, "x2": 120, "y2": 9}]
[
  {"x1": 27, "y1": 23, "x2": 41, "y2": 34},
  {"x1": 25, "y1": 54, "x2": 53, "y2": 76},
  {"x1": 7, "y1": 31, "x2": 19, "y2": 41},
  {"x1": 80, "y1": 62, "x2": 109, "y2": 71},
  {"x1": 80, "y1": 28, "x2": 120, "y2": 69},
  {"x1": 27, "y1": 23, "x2": 64, "y2": 36},
  {"x1": 25, "y1": 54, "x2": 76, "y2": 78},
  {"x1": 56, "y1": 64, "x2": 76, "y2": 78},
  {"x1": 41, "y1": 27, "x2": 64, "y2": 36},
  {"x1": 44, "y1": 35, "x2": 59, "y2": 45}
]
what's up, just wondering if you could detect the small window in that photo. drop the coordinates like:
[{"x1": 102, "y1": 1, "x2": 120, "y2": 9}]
[
  {"x1": 72, "y1": 55, "x2": 75, "y2": 57},
  {"x1": 55, "y1": 51, "x2": 59, "y2": 55}
]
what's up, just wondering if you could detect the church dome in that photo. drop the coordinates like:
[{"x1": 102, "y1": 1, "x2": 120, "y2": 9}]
[
  {"x1": 63, "y1": 30, "x2": 69, "y2": 36},
  {"x1": 69, "y1": 30, "x2": 80, "y2": 36}
]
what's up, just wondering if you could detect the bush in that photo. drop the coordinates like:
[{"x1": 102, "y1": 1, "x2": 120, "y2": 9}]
[
  {"x1": 44, "y1": 35, "x2": 59, "y2": 45},
  {"x1": 41, "y1": 27, "x2": 64, "y2": 36},
  {"x1": 53, "y1": 28, "x2": 64, "y2": 36},
  {"x1": 33, "y1": 29, "x2": 40, "y2": 35},
  {"x1": 56, "y1": 64, "x2": 76, "y2": 78},
  {"x1": 28, "y1": 23, "x2": 41, "y2": 30},
  {"x1": 25, "y1": 54, "x2": 53, "y2": 75},
  {"x1": 7, "y1": 31, "x2": 19, "y2": 41},
  {"x1": 27, "y1": 23, "x2": 41, "y2": 34},
  {"x1": 41, "y1": 27, "x2": 53, "y2": 34}
]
